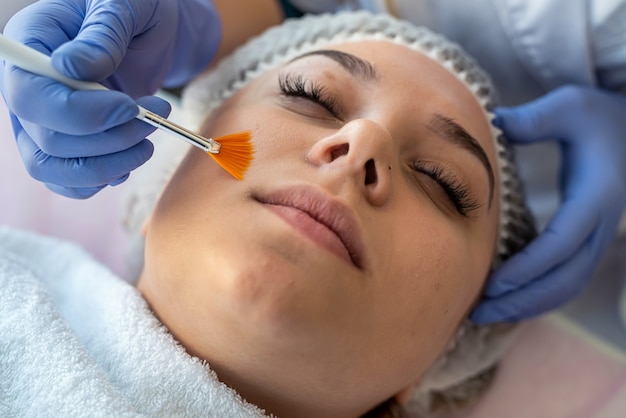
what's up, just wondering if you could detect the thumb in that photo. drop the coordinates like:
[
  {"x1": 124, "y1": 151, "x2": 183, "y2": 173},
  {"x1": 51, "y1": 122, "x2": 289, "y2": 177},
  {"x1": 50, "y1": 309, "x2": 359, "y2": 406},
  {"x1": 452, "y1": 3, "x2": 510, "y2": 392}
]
[
  {"x1": 494, "y1": 87, "x2": 576, "y2": 145},
  {"x1": 50, "y1": 1, "x2": 138, "y2": 82}
]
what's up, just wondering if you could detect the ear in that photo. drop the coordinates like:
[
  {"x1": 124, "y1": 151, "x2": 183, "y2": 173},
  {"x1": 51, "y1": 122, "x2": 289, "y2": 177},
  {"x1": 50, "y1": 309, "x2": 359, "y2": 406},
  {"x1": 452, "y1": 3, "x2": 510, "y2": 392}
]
[{"x1": 393, "y1": 384, "x2": 416, "y2": 406}]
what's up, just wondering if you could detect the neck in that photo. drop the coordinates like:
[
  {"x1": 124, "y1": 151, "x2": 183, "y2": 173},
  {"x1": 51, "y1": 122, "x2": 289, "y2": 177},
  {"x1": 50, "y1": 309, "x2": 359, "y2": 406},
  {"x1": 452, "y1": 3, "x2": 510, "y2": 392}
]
[
  {"x1": 135, "y1": 274, "x2": 382, "y2": 418},
  {"x1": 209, "y1": 359, "x2": 367, "y2": 418}
]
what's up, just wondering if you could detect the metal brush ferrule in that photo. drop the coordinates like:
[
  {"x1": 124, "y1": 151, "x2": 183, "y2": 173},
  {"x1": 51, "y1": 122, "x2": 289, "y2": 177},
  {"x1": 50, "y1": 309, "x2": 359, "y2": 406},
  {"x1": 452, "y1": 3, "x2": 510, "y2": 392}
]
[{"x1": 141, "y1": 110, "x2": 221, "y2": 154}]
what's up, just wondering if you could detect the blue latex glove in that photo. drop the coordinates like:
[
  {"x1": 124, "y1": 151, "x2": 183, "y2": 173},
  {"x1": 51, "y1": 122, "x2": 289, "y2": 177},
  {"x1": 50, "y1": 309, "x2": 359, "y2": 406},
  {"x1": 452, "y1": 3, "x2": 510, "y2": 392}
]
[
  {"x1": 0, "y1": 0, "x2": 221, "y2": 198},
  {"x1": 472, "y1": 85, "x2": 626, "y2": 323}
]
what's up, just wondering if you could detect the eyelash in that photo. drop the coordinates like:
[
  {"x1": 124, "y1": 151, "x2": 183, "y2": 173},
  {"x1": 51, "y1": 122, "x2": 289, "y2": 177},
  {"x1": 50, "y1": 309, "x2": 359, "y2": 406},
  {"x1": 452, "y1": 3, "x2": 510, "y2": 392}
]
[
  {"x1": 278, "y1": 72, "x2": 480, "y2": 218},
  {"x1": 413, "y1": 162, "x2": 481, "y2": 217},
  {"x1": 278, "y1": 73, "x2": 341, "y2": 118}
]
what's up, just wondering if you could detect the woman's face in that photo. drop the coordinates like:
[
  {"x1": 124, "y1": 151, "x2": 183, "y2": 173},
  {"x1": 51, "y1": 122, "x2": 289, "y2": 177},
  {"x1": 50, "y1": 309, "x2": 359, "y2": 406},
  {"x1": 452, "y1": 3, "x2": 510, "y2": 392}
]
[{"x1": 138, "y1": 41, "x2": 500, "y2": 417}]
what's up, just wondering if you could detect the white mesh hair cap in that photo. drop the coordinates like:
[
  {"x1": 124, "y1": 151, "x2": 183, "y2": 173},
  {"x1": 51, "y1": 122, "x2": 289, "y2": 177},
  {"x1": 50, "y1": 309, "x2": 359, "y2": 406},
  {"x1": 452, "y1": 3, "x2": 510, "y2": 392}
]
[{"x1": 126, "y1": 10, "x2": 537, "y2": 417}]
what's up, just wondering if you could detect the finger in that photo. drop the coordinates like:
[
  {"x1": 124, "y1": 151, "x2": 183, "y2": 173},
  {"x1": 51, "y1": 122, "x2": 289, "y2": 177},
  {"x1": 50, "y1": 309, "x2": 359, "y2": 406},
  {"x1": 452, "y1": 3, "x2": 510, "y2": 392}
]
[
  {"x1": 493, "y1": 102, "x2": 563, "y2": 144},
  {"x1": 109, "y1": 173, "x2": 130, "y2": 186},
  {"x1": 471, "y1": 239, "x2": 596, "y2": 323},
  {"x1": 485, "y1": 188, "x2": 601, "y2": 297},
  {"x1": 18, "y1": 95, "x2": 171, "y2": 157},
  {"x1": 45, "y1": 183, "x2": 107, "y2": 200},
  {"x1": 19, "y1": 117, "x2": 156, "y2": 158},
  {"x1": 135, "y1": 95, "x2": 172, "y2": 120},
  {"x1": 4, "y1": 66, "x2": 138, "y2": 135},
  {"x1": 486, "y1": 145, "x2": 612, "y2": 297},
  {"x1": 16, "y1": 129, "x2": 154, "y2": 188},
  {"x1": 3, "y1": 0, "x2": 84, "y2": 54},
  {"x1": 494, "y1": 86, "x2": 594, "y2": 145},
  {"x1": 49, "y1": 0, "x2": 144, "y2": 83}
]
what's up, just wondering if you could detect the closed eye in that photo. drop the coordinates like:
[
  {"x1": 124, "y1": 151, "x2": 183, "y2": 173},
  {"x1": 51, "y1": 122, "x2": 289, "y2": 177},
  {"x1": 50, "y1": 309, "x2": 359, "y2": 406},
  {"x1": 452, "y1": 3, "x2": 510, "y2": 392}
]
[
  {"x1": 278, "y1": 72, "x2": 342, "y2": 119},
  {"x1": 412, "y1": 161, "x2": 482, "y2": 218}
]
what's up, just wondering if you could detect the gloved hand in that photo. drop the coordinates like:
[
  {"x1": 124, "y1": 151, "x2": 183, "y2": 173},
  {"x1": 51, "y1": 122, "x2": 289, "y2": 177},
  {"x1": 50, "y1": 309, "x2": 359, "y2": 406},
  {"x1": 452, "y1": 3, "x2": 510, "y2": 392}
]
[
  {"x1": 471, "y1": 85, "x2": 626, "y2": 323},
  {"x1": 0, "y1": 0, "x2": 221, "y2": 198}
]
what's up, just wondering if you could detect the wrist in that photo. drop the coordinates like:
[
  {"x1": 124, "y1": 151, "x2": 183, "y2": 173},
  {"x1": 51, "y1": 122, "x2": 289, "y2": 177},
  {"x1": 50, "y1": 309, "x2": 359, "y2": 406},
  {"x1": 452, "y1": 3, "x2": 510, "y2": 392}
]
[{"x1": 208, "y1": 0, "x2": 283, "y2": 65}]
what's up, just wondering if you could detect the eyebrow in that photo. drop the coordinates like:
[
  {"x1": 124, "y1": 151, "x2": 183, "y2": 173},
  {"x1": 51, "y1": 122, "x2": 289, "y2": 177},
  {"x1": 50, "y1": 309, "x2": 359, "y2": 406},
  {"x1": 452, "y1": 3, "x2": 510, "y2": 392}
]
[
  {"x1": 427, "y1": 114, "x2": 495, "y2": 205},
  {"x1": 290, "y1": 50, "x2": 379, "y2": 83}
]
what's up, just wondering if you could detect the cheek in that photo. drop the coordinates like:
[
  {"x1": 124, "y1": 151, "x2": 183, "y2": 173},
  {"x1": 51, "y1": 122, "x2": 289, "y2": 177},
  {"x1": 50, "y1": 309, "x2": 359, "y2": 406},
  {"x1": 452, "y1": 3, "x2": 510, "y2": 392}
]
[
  {"x1": 382, "y1": 190, "x2": 497, "y2": 317},
  {"x1": 374, "y1": 213, "x2": 487, "y2": 349},
  {"x1": 396, "y1": 226, "x2": 474, "y2": 319},
  {"x1": 357, "y1": 221, "x2": 480, "y2": 386},
  {"x1": 203, "y1": 102, "x2": 309, "y2": 160}
]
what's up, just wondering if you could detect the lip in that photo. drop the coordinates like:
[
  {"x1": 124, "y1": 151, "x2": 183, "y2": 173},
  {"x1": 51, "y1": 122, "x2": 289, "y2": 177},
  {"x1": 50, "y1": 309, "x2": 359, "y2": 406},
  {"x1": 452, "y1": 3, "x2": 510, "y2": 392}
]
[{"x1": 255, "y1": 186, "x2": 365, "y2": 269}]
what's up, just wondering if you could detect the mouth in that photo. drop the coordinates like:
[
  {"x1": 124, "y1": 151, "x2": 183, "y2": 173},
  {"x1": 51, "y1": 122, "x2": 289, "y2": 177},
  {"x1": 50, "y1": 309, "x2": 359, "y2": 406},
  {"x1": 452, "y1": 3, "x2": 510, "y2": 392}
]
[{"x1": 255, "y1": 186, "x2": 365, "y2": 269}]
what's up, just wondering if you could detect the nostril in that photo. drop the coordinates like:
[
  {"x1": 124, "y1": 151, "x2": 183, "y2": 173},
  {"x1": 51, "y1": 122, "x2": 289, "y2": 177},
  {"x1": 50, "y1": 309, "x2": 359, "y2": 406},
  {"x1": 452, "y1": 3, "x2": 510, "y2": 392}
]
[
  {"x1": 364, "y1": 159, "x2": 377, "y2": 185},
  {"x1": 330, "y1": 143, "x2": 349, "y2": 161}
]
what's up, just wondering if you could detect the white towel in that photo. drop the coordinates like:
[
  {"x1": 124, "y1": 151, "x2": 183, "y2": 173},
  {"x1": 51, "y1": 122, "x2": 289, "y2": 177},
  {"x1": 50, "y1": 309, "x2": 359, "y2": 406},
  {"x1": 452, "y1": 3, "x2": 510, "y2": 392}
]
[{"x1": 0, "y1": 227, "x2": 267, "y2": 418}]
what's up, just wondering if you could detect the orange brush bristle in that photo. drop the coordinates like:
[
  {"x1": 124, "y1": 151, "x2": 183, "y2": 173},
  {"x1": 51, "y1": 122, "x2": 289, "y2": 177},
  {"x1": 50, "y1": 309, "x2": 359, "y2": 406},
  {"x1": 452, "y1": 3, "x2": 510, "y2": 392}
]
[{"x1": 209, "y1": 131, "x2": 254, "y2": 180}]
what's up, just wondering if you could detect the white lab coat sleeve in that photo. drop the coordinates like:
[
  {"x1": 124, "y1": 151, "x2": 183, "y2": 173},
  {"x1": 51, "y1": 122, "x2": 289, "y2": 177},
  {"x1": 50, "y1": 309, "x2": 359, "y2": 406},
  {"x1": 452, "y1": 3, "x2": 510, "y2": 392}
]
[
  {"x1": 287, "y1": 0, "x2": 626, "y2": 102},
  {"x1": 591, "y1": 0, "x2": 626, "y2": 90},
  {"x1": 378, "y1": 0, "x2": 600, "y2": 105},
  {"x1": 491, "y1": 0, "x2": 595, "y2": 93},
  {"x1": 385, "y1": 0, "x2": 548, "y2": 105}
]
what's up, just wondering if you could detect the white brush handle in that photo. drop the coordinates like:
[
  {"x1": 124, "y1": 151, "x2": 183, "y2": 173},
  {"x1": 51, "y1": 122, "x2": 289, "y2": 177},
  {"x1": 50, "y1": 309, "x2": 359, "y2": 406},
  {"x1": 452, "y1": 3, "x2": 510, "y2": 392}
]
[{"x1": 0, "y1": 33, "x2": 107, "y2": 91}]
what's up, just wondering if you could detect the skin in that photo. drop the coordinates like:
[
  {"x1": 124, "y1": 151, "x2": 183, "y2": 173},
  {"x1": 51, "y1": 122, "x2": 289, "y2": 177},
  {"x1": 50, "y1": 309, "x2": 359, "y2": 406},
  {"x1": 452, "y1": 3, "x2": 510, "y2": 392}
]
[
  {"x1": 137, "y1": 41, "x2": 500, "y2": 418},
  {"x1": 210, "y1": 0, "x2": 283, "y2": 65}
]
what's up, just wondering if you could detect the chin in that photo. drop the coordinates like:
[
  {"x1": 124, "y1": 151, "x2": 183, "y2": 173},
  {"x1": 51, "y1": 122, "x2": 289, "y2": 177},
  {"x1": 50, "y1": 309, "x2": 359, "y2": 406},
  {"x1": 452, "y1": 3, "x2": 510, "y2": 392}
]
[
  {"x1": 215, "y1": 251, "x2": 307, "y2": 328},
  {"x1": 219, "y1": 248, "x2": 355, "y2": 346}
]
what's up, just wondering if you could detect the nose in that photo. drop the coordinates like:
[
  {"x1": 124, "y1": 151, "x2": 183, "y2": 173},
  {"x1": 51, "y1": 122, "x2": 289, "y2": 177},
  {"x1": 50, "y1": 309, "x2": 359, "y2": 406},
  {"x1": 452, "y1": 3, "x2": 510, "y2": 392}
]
[{"x1": 306, "y1": 119, "x2": 393, "y2": 206}]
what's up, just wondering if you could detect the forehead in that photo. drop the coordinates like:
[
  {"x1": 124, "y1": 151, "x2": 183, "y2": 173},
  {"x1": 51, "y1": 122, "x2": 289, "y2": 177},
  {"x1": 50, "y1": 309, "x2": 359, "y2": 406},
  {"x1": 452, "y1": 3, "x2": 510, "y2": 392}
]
[
  {"x1": 320, "y1": 41, "x2": 484, "y2": 106},
  {"x1": 329, "y1": 42, "x2": 492, "y2": 136}
]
